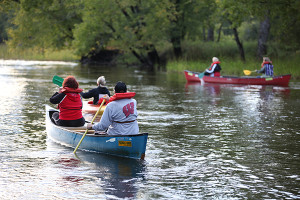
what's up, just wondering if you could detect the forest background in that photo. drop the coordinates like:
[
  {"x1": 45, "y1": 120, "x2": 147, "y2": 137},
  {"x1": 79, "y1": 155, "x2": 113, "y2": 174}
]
[{"x1": 0, "y1": 0, "x2": 299, "y2": 79}]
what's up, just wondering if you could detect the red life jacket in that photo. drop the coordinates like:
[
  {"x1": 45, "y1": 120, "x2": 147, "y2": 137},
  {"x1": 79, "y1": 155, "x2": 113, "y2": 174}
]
[
  {"x1": 108, "y1": 92, "x2": 136, "y2": 103},
  {"x1": 208, "y1": 61, "x2": 221, "y2": 70},
  {"x1": 208, "y1": 61, "x2": 221, "y2": 77},
  {"x1": 59, "y1": 87, "x2": 83, "y2": 120}
]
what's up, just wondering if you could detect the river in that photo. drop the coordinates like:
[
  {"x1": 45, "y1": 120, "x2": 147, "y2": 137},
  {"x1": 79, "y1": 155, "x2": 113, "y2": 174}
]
[{"x1": 0, "y1": 59, "x2": 299, "y2": 199}]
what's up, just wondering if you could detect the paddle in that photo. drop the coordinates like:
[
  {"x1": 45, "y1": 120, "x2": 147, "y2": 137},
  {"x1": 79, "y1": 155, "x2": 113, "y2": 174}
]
[
  {"x1": 73, "y1": 99, "x2": 106, "y2": 154},
  {"x1": 243, "y1": 70, "x2": 256, "y2": 76},
  {"x1": 52, "y1": 75, "x2": 64, "y2": 87}
]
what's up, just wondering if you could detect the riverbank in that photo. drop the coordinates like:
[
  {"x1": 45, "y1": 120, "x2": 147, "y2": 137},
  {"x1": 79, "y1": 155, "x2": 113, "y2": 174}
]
[{"x1": 1, "y1": 43, "x2": 299, "y2": 80}]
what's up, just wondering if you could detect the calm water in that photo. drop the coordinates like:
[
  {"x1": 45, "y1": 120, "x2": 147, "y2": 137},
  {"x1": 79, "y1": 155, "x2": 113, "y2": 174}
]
[{"x1": 0, "y1": 59, "x2": 299, "y2": 199}]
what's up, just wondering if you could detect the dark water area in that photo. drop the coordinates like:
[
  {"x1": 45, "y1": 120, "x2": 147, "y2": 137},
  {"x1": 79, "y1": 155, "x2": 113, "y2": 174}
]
[{"x1": 0, "y1": 59, "x2": 299, "y2": 199}]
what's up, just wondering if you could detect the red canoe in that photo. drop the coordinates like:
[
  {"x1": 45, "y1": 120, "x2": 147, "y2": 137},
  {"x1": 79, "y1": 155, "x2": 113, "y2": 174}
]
[{"x1": 184, "y1": 70, "x2": 291, "y2": 87}]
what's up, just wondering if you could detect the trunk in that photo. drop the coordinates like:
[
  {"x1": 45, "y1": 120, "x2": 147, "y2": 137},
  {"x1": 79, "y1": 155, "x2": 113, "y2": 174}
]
[
  {"x1": 232, "y1": 27, "x2": 245, "y2": 62},
  {"x1": 147, "y1": 45, "x2": 160, "y2": 67},
  {"x1": 257, "y1": 15, "x2": 270, "y2": 59},
  {"x1": 217, "y1": 23, "x2": 223, "y2": 42},
  {"x1": 130, "y1": 48, "x2": 156, "y2": 71},
  {"x1": 171, "y1": 36, "x2": 182, "y2": 59},
  {"x1": 202, "y1": 27, "x2": 206, "y2": 41},
  {"x1": 207, "y1": 26, "x2": 214, "y2": 41},
  {"x1": 170, "y1": 0, "x2": 183, "y2": 59}
]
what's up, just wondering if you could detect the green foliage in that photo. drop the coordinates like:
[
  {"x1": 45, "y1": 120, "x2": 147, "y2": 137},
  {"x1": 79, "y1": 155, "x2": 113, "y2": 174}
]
[
  {"x1": 0, "y1": 0, "x2": 299, "y2": 74},
  {"x1": 7, "y1": 0, "x2": 82, "y2": 50}
]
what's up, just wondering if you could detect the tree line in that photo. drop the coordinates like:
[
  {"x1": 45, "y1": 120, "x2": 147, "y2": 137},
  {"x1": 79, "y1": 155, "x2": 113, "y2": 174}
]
[{"x1": 0, "y1": 0, "x2": 299, "y2": 69}]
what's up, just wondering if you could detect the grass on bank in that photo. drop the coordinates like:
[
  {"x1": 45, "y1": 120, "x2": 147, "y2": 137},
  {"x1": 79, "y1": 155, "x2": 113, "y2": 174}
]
[{"x1": 0, "y1": 44, "x2": 79, "y2": 61}]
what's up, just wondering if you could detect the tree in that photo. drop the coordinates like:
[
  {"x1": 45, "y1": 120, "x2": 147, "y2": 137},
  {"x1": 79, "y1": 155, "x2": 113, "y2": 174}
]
[
  {"x1": 242, "y1": 0, "x2": 300, "y2": 59},
  {"x1": 216, "y1": 0, "x2": 249, "y2": 61},
  {"x1": 7, "y1": 0, "x2": 82, "y2": 51},
  {"x1": 72, "y1": 0, "x2": 174, "y2": 69},
  {"x1": 168, "y1": 0, "x2": 215, "y2": 57}
]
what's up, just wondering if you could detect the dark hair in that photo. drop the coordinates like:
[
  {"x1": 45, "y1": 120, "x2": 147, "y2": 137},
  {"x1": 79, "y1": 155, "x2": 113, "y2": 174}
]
[
  {"x1": 62, "y1": 76, "x2": 79, "y2": 89},
  {"x1": 114, "y1": 81, "x2": 127, "y2": 93}
]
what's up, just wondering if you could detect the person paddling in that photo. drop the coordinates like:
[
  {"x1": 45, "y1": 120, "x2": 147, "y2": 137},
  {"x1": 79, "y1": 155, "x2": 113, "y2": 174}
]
[
  {"x1": 204, "y1": 57, "x2": 222, "y2": 77},
  {"x1": 50, "y1": 76, "x2": 85, "y2": 127},
  {"x1": 87, "y1": 81, "x2": 139, "y2": 135},
  {"x1": 81, "y1": 76, "x2": 111, "y2": 105},
  {"x1": 255, "y1": 57, "x2": 274, "y2": 77}
]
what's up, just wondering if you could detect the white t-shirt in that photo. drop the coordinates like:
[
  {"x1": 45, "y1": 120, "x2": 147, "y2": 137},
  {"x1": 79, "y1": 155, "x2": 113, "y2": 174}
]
[{"x1": 92, "y1": 98, "x2": 139, "y2": 135}]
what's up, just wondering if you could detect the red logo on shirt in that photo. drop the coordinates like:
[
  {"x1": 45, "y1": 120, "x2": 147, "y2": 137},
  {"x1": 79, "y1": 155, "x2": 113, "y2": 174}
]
[{"x1": 123, "y1": 102, "x2": 134, "y2": 117}]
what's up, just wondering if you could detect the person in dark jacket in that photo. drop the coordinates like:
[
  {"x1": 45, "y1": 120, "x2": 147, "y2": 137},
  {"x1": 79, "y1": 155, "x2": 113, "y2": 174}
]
[
  {"x1": 81, "y1": 76, "x2": 111, "y2": 105},
  {"x1": 50, "y1": 76, "x2": 85, "y2": 127},
  {"x1": 204, "y1": 57, "x2": 222, "y2": 77}
]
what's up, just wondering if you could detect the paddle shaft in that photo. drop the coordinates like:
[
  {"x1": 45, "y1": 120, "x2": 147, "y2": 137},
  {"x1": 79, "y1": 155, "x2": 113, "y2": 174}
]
[{"x1": 73, "y1": 99, "x2": 106, "y2": 154}]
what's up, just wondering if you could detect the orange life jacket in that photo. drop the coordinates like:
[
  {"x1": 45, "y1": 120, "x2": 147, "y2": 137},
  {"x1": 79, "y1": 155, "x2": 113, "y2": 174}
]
[{"x1": 108, "y1": 92, "x2": 136, "y2": 103}]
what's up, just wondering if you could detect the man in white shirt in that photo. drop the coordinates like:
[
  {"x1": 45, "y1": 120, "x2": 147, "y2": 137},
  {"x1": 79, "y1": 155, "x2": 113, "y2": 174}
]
[{"x1": 87, "y1": 81, "x2": 139, "y2": 135}]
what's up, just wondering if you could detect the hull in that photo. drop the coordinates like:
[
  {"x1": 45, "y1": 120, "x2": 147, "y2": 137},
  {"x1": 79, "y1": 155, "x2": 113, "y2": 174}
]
[
  {"x1": 46, "y1": 105, "x2": 148, "y2": 159},
  {"x1": 82, "y1": 101, "x2": 106, "y2": 114},
  {"x1": 184, "y1": 70, "x2": 291, "y2": 87}
]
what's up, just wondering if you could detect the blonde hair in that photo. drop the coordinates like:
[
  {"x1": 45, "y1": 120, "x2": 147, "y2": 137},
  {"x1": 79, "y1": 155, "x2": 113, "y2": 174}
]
[
  {"x1": 97, "y1": 76, "x2": 106, "y2": 86},
  {"x1": 263, "y1": 57, "x2": 271, "y2": 62},
  {"x1": 212, "y1": 57, "x2": 219, "y2": 62}
]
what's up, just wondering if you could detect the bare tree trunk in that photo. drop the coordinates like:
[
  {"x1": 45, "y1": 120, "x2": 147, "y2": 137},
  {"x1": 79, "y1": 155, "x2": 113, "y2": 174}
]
[
  {"x1": 171, "y1": 36, "x2": 182, "y2": 58},
  {"x1": 217, "y1": 23, "x2": 223, "y2": 42},
  {"x1": 202, "y1": 26, "x2": 206, "y2": 41},
  {"x1": 207, "y1": 25, "x2": 214, "y2": 41},
  {"x1": 257, "y1": 14, "x2": 270, "y2": 59},
  {"x1": 232, "y1": 27, "x2": 245, "y2": 62},
  {"x1": 170, "y1": 0, "x2": 183, "y2": 59}
]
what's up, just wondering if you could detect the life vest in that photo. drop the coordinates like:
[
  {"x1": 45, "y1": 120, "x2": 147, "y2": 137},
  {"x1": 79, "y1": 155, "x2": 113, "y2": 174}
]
[
  {"x1": 97, "y1": 98, "x2": 109, "y2": 105},
  {"x1": 207, "y1": 61, "x2": 221, "y2": 76},
  {"x1": 58, "y1": 87, "x2": 83, "y2": 120},
  {"x1": 108, "y1": 92, "x2": 136, "y2": 103},
  {"x1": 261, "y1": 61, "x2": 272, "y2": 68}
]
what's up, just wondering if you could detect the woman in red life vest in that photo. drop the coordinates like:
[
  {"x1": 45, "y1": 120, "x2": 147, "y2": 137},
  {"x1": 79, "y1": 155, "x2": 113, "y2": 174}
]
[
  {"x1": 50, "y1": 76, "x2": 85, "y2": 127},
  {"x1": 256, "y1": 57, "x2": 274, "y2": 76},
  {"x1": 204, "y1": 57, "x2": 222, "y2": 77}
]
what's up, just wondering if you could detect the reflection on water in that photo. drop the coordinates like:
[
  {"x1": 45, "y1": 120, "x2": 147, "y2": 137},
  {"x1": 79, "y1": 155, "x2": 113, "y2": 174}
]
[
  {"x1": 0, "y1": 60, "x2": 299, "y2": 199},
  {"x1": 48, "y1": 141, "x2": 145, "y2": 199}
]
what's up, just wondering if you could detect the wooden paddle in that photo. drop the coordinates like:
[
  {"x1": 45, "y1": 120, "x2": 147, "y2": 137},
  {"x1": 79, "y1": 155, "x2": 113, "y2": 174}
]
[
  {"x1": 52, "y1": 75, "x2": 64, "y2": 87},
  {"x1": 73, "y1": 99, "x2": 106, "y2": 154},
  {"x1": 243, "y1": 70, "x2": 256, "y2": 76}
]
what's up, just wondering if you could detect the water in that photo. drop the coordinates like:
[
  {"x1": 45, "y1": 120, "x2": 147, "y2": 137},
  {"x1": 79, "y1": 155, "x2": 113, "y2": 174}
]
[{"x1": 0, "y1": 59, "x2": 299, "y2": 199}]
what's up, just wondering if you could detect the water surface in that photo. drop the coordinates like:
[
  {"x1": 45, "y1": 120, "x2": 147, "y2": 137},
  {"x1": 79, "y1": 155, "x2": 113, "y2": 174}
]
[{"x1": 0, "y1": 59, "x2": 299, "y2": 199}]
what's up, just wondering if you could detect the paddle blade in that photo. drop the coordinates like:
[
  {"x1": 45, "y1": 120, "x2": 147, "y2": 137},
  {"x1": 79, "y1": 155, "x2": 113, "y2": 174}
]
[
  {"x1": 243, "y1": 70, "x2": 252, "y2": 76},
  {"x1": 52, "y1": 75, "x2": 64, "y2": 87},
  {"x1": 198, "y1": 72, "x2": 205, "y2": 78}
]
